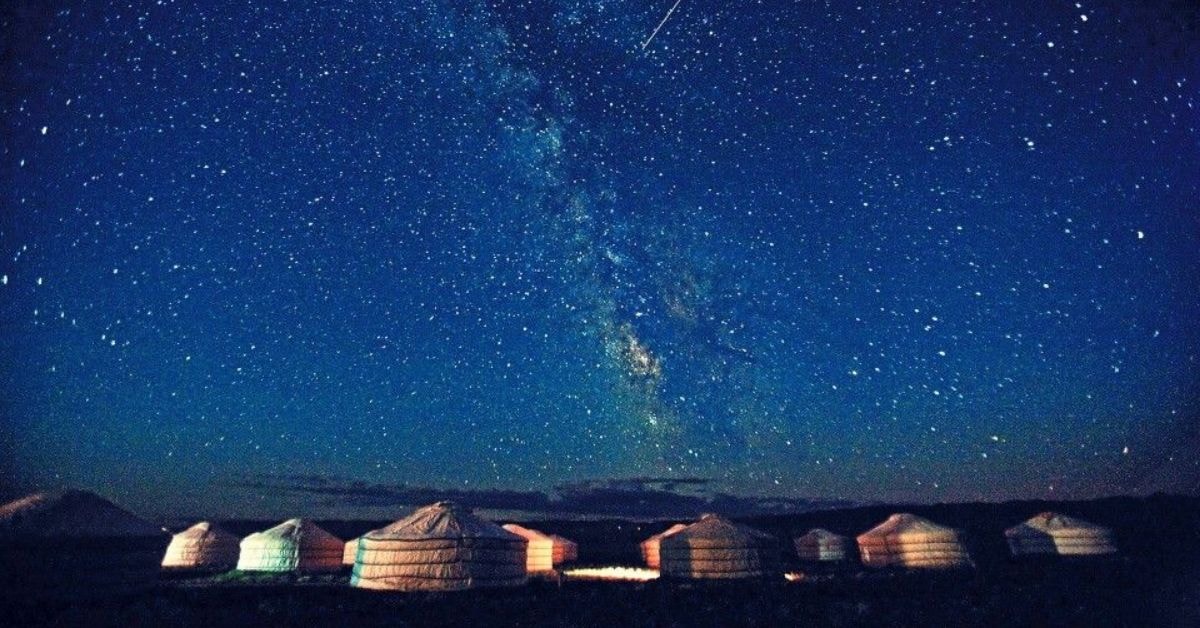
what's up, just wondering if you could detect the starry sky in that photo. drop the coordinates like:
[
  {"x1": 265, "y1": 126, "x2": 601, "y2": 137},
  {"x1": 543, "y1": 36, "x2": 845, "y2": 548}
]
[{"x1": 1, "y1": 0, "x2": 1197, "y2": 519}]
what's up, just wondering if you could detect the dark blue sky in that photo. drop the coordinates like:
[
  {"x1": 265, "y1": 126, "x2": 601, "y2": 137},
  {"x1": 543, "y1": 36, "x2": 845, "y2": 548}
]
[{"x1": 1, "y1": 0, "x2": 1197, "y2": 519}]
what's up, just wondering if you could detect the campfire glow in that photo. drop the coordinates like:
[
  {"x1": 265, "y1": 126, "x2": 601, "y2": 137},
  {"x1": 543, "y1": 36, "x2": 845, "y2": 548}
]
[{"x1": 563, "y1": 567, "x2": 660, "y2": 582}]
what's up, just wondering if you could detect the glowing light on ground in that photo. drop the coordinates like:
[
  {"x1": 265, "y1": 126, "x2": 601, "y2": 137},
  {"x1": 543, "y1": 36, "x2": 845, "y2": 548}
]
[{"x1": 563, "y1": 566, "x2": 660, "y2": 581}]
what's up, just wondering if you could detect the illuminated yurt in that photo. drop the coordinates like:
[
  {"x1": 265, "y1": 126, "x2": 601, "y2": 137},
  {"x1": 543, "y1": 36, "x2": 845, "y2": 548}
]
[
  {"x1": 343, "y1": 537, "x2": 360, "y2": 566},
  {"x1": 236, "y1": 518, "x2": 343, "y2": 572},
  {"x1": 1005, "y1": 512, "x2": 1118, "y2": 557},
  {"x1": 0, "y1": 490, "x2": 169, "y2": 598},
  {"x1": 161, "y1": 521, "x2": 240, "y2": 570},
  {"x1": 550, "y1": 534, "x2": 579, "y2": 563},
  {"x1": 658, "y1": 514, "x2": 780, "y2": 579},
  {"x1": 351, "y1": 501, "x2": 527, "y2": 591},
  {"x1": 857, "y1": 513, "x2": 972, "y2": 569},
  {"x1": 793, "y1": 528, "x2": 850, "y2": 562},
  {"x1": 640, "y1": 523, "x2": 687, "y2": 569},
  {"x1": 502, "y1": 524, "x2": 577, "y2": 572}
]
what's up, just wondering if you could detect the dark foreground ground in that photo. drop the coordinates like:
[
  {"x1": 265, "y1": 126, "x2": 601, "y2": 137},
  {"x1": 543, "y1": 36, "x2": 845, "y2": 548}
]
[{"x1": 2, "y1": 495, "x2": 1198, "y2": 627}]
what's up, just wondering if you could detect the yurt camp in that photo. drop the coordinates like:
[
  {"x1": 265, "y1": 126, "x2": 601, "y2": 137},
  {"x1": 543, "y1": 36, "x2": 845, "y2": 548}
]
[
  {"x1": 0, "y1": 490, "x2": 169, "y2": 598},
  {"x1": 351, "y1": 501, "x2": 528, "y2": 591},
  {"x1": 343, "y1": 537, "x2": 360, "y2": 566},
  {"x1": 658, "y1": 514, "x2": 780, "y2": 579},
  {"x1": 857, "y1": 513, "x2": 973, "y2": 569},
  {"x1": 793, "y1": 528, "x2": 850, "y2": 562},
  {"x1": 502, "y1": 524, "x2": 577, "y2": 573},
  {"x1": 236, "y1": 518, "x2": 343, "y2": 572},
  {"x1": 161, "y1": 521, "x2": 240, "y2": 570},
  {"x1": 1005, "y1": 512, "x2": 1118, "y2": 557},
  {"x1": 640, "y1": 523, "x2": 687, "y2": 569}
]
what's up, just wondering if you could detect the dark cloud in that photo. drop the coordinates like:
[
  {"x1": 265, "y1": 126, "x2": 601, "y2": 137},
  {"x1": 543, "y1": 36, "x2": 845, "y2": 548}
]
[{"x1": 231, "y1": 475, "x2": 856, "y2": 519}]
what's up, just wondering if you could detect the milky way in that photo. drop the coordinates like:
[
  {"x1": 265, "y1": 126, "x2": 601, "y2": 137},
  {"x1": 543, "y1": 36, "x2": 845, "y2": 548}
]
[{"x1": 1, "y1": 0, "x2": 1197, "y2": 517}]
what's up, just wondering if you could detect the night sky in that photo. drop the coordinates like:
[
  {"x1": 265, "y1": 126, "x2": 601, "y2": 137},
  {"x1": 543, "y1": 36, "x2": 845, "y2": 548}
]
[{"x1": 1, "y1": 0, "x2": 1197, "y2": 519}]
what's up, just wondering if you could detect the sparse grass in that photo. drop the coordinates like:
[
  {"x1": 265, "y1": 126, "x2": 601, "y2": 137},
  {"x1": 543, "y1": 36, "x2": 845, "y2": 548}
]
[
  {"x1": 1, "y1": 559, "x2": 1195, "y2": 628},
  {"x1": 183, "y1": 569, "x2": 350, "y2": 587}
]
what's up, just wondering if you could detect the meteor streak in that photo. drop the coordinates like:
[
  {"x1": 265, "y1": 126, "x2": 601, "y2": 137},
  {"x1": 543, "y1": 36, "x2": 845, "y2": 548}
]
[{"x1": 641, "y1": 0, "x2": 684, "y2": 49}]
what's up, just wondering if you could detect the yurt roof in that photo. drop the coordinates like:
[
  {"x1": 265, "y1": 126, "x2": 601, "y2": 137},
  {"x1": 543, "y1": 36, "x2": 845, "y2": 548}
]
[
  {"x1": 549, "y1": 534, "x2": 577, "y2": 547},
  {"x1": 247, "y1": 518, "x2": 341, "y2": 543},
  {"x1": 858, "y1": 513, "x2": 958, "y2": 539},
  {"x1": 502, "y1": 523, "x2": 553, "y2": 541},
  {"x1": 365, "y1": 501, "x2": 521, "y2": 541},
  {"x1": 0, "y1": 490, "x2": 165, "y2": 539},
  {"x1": 798, "y1": 528, "x2": 846, "y2": 542},
  {"x1": 646, "y1": 523, "x2": 688, "y2": 542},
  {"x1": 173, "y1": 521, "x2": 237, "y2": 541},
  {"x1": 665, "y1": 513, "x2": 775, "y2": 542},
  {"x1": 1005, "y1": 512, "x2": 1111, "y2": 536}
]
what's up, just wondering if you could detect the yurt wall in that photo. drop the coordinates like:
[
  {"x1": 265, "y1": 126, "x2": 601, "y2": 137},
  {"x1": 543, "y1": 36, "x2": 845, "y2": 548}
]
[
  {"x1": 352, "y1": 501, "x2": 527, "y2": 591},
  {"x1": 658, "y1": 514, "x2": 780, "y2": 579},
  {"x1": 640, "y1": 523, "x2": 687, "y2": 570},
  {"x1": 161, "y1": 521, "x2": 240, "y2": 570},
  {"x1": 857, "y1": 513, "x2": 973, "y2": 569},
  {"x1": 793, "y1": 528, "x2": 850, "y2": 562},
  {"x1": 236, "y1": 519, "x2": 343, "y2": 572},
  {"x1": 1006, "y1": 512, "x2": 1118, "y2": 557}
]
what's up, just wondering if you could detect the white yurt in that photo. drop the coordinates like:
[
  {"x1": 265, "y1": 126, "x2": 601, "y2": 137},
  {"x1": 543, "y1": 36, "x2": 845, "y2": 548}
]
[
  {"x1": 351, "y1": 501, "x2": 528, "y2": 591},
  {"x1": 1005, "y1": 512, "x2": 1118, "y2": 557},
  {"x1": 236, "y1": 518, "x2": 343, "y2": 572},
  {"x1": 0, "y1": 490, "x2": 169, "y2": 598},
  {"x1": 640, "y1": 523, "x2": 687, "y2": 570},
  {"x1": 343, "y1": 537, "x2": 360, "y2": 566},
  {"x1": 793, "y1": 528, "x2": 850, "y2": 562},
  {"x1": 502, "y1": 524, "x2": 577, "y2": 572},
  {"x1": 161, "y1": 521, "x2": 240, "y2": 570},
  {"x1": 857, "y1": 513, "x2": 973, "y2": 569},
  {"x1": 658, "y1": 514, "x2": 780, "y2": 579}
]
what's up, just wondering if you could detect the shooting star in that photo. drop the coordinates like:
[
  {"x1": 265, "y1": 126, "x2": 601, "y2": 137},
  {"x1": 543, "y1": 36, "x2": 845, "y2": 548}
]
[{"x1": 642, "y1": 0, "x2": 684, "y2": 50}]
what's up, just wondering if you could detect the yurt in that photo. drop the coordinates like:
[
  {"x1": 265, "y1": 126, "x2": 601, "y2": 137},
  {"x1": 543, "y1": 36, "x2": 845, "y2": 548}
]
[
  {"x1": 857, "y1": 513, "x2": 973, "y2": 569},
  {"x1": 550, "y1": 534, "x2": 579, "y2": 563},
  {"x1": 1005, "y1": 512, "x2": 1118, "y2": 557},
  {"x1": 0, "y1": 490, "x2": 169, "y2": 598},
  {"x1": 502, "y1": 524, "x2": 577, "y2": 572},
  {"x1": 658, "y1": 514, "x2": 781, "y2": 579},
  {"x1": 351, "y1": 501, "x2": 527, "y2": 591},
  {"x1": 236, "y1": 518, "x2": 343, "y2": 572},
  {"x1": 640, "y1": 523, "x2": 687, "y2": 569},
  {"x1": 793, "y1": 528, "x2": 850, "y2": 562},
  {"x1": 343, "y1": 537, "x2": 360, "y2": 566},
  {"x1": 161, "y1": 521, "x2": 240, "y2": 570}
]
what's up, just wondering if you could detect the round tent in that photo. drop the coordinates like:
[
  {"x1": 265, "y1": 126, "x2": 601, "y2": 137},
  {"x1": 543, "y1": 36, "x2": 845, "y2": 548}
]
[
  {"x1": 502, "y1": 524, "x2": 578, "y2": 572},
  {"x1": 236, "y1": 518, "x2": 343, "y2": 572},
  {"x1": 793, "y1": 528, "x2": 850, "y2": 562},
  {"x1": 162, "y1": 521, "x2": 240, "y2": 570},
  {"x1": 549, "y1": 534, "x2": 579, "y2": 563},
  {"x1": 0, "y1": 490, "x2": 169, "y2": 598},
  {"x1": 857, "y1": 513, "x2": 972, "y2": 569},
  {"x1": 658, "y1": 514, "x2": 781, "y2": 579},
  {"x1": 640, "y1": 523, "x2": 687, "y2": 570},
  {"x1": 1005, "y1": 512, "x2": 1117, "y2": 557},
  {"x1": 343, "y1": 537, "x2": 360, "y2": 566},
  {"x1": 351, "y1": 501, "x2": 527, "y2": 591}
]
